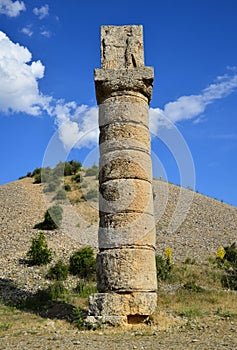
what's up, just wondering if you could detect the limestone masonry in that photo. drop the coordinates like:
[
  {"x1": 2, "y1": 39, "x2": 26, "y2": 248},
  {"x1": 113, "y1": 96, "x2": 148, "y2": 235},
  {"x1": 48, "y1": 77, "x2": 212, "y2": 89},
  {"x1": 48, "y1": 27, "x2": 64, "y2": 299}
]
[{"x1": 87, "y1": 25, "x2": 157, "y2": 325}]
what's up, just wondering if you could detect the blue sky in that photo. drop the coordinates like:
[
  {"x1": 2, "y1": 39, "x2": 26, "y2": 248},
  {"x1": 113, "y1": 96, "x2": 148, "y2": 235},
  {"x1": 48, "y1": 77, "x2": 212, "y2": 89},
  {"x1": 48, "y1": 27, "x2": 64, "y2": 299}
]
[{"x1": 0, "y1": 0, "x2": 237, "y2": 206}]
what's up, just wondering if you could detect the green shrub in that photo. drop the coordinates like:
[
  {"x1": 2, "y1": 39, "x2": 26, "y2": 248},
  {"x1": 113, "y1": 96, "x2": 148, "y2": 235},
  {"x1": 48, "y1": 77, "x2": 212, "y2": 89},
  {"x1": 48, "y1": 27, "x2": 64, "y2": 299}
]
[
  {"x1": 47, "y1": 260, "x2": 69, "y2": 281},
  {"x1": 72, "y1": 307, "x2": 87, "y2": 329},
  {"x1": 43, "y1": 182, "x2": 58, "y2": 193},
  {"x1": 221, "y1": 269, "x2": 237, "y2": 290},
  {"x1": 64, "y1": 162, "x2": 73, "y2": 176},
  {"x1": 32, "y1": 166, "x2": 54, "y2": 184},
  {"x1": 74, "y1": 281, "x2": 97, "y2": 298},
  {"x1": 26, "y1": 232, "x2": 53, "y2": 265},
  {"x1": 53, "y1": 189, "x2": 67, "y2": 201},
  {"x1": 86, "y1": 189, "x2": 98, "y2": 201},
  {"x1": 53, "y1": 160, "x2": 82, "y2": 177},
  {"x1": 182, "y1": 281, "x2": 205, "y2": 293},
  {"x1": 72, "y1": 173, "x2": 82, "y2": 183},
  {"x1": 34, "y1": 205, "x2": 63, "y2": 230},
  {"x1": 156, "y1": 254, "x2": 172, "y2": 282},
  {"x1": 69, "y1": 160, "x2": 82, "y2": 174},
  {"x1": 47, "y1": 282, "x2": 67, "y2": 299},
  {"x1": 81, "y1": 181, "x2": 88, "y2": 188},
  {"x1": 216, "y1": 242, "x2": 237, "y2": 290},
  {"x1": 69, "y1": 247, "x2": 96, "y2": 280},
  {"x1": 64, "y1": 184, "x2": 71, "y2": 191},
  {"x1": 184, "y1": 257, "x2": 196, "y2": 265},
  {"x1": 41, "y1": 167, "x2": 54, "y2": 183},
  {"x1": 33, "y1": 172, "x2": 41, "y2": 184},
  {"x1": 85, "y1": 165, "x2": 99, "y2": 177},
  {"x1": 31, "y1": 167, "x2": 41, "y2": 177},
  {"x1": 224, "y1": 242, "x2": 237, "y2": 267}
]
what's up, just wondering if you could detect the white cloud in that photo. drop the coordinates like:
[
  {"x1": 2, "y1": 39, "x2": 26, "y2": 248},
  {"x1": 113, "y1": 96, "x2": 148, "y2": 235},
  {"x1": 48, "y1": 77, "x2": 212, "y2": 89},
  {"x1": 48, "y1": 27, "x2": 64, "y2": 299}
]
[
  {"x1": 21, "y1": 25, "x2": 33, "y2": 37},
  {"x1": 31, "y1": 60, "x2": 45, "y2": 79},
  {"x1": 192, "y1": 116, "x2": 206, "y2": 125},
  {"x1": 0, "y1": 30, "x2": 236, "y2": 152},
  {"x1": 0, "y1": 0, "x2": 25, "y2": 17},
  {"x1": 53, "y1": 102, "x2": 98, "y2": 150},
  {"x1": 0, "y1": 31, "x2": 49, "y2": 115},
  {"x1": 40, "y1": 29, "x2": 51, "y2": 38},
  {"x1": 0, "y1": 31, "x2": 98, "y2": 150},
  {"x1": 33, "y1": 4, "x2": 49, "y2": 19},
  {"x1": 150, "y1": 71, "x2": 237, "y2": 134}
]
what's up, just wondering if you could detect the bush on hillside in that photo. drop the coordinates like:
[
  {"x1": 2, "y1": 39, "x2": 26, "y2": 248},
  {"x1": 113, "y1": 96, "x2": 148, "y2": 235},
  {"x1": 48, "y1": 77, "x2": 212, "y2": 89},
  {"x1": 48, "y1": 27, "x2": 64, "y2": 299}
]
[
  {"x1": 156, "y1": 254, "x2": 172, "y2": 282},
  {"x1": 71, "y1": 173, "x2": 82, "y2": 183},
  {"x1": 86, "y1": 188, "x2": 98, "y2": 201},
  {"x1": 64, "y1": 183, "x2": 71, "y2": 191},
  {"x1": 53, "y1": 189, "x2": 67, "y2": 201},
  {"x1": 53, "y1": 161, "x2": 82, "y2": 177},
  {"x1": 46, "y1": 260, "x2": 69, "y2": 281},
  {"x1": 43, "y1": 182, "x2": 58, "y2": 193},
  {"x1": 69, "y1": 247, "x2": 96, "y2": 280},
  {"x1": 33, "y1": 172, "x2": 41, "y2": 184},
  {"x1": 34, "y1": 205, "x2": 63, "y2": 230},
  {"x1": 85, "y1": 165, "x2": 99, "y2": 177},
  {"x1": 26, "y1": 232, "x2": 53, "y2": 265},
  {"x1": 216, "y1": 242, "x2": 237, "y2": 290}
]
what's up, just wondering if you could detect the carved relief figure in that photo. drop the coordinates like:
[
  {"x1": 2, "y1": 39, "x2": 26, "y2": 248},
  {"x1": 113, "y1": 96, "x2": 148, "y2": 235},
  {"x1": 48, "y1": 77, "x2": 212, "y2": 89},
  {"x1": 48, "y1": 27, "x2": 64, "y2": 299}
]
[{"x1": 101, "y1": 26, "x2": 144, "y2": 69}]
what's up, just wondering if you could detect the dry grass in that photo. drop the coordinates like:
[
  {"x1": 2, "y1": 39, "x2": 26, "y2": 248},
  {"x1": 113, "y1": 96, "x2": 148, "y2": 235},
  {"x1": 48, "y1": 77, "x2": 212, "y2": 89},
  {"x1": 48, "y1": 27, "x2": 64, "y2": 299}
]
[
  {"x1": 65, "y1": 170, "x2": 99, "y2": 225},
  {"x1": 156, "y1": 260, "x2": 237, "y2": 325},
  {"x1": 1, "y1": 260, "x2": 237, "y2": 339}
]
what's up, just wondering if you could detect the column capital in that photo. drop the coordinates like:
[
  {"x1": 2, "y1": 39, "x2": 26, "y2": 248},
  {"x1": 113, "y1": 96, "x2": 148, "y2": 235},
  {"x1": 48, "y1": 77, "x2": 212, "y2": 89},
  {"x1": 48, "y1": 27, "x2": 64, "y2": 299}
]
[{"x1": 94, "y1": 67, "x2": 154, "y2": 104}]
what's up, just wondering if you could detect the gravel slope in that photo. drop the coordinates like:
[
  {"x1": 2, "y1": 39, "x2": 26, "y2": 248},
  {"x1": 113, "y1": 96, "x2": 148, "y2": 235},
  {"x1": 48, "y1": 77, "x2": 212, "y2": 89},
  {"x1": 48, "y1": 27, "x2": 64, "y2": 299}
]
[
  {"x1": 0, "y1": 177, "x2": 237, "y2": 349},
  {"x1": 0, "y1": 177, "x2": 237, "y2": 295}
]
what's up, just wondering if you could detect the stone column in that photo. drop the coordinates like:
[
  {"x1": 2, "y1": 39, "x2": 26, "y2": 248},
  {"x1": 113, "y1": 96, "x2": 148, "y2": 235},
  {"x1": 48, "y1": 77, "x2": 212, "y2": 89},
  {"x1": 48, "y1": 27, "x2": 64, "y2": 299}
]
[{"x1": 87, "y1": 25, "x2": 157, "y2": 326}]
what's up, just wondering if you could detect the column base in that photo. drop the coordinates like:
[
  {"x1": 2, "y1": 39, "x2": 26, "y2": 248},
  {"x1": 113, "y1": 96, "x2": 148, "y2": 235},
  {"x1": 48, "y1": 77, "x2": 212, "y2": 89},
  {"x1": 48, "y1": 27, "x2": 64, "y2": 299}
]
[{"x1": 86, "y1": 292, "x2": 157, "y2": 327}]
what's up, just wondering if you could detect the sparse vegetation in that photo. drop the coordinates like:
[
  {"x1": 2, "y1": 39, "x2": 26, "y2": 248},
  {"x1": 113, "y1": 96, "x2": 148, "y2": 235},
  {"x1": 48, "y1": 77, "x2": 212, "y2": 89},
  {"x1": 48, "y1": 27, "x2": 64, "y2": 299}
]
[
  {"x1": 85, "y1": 164, "x2": 99, "y2": 177},
  {"x1": 69, "y1": 247, "x2": 96, "y2": 280},
  {"x1": 156, "y1": 247, "x2": 173, "y2": 282},
  {"x1": 74, "y1": 281, "x2": 97, "y2": 298},
  {"x1": 4, "y1": 162, "x2": 237, "y2": 345},
  {"x1": 72, "y1": 307, "x2": 87, "y2": 329},
  {"x1": 64, "y1": 183, "x2": 71, "y2": 191},
  {"x1": 46, "y1": 260, "x2": 69, "y2": 281},
  {"x1": 215, "y1": 242, "x2": 237, "y2": 290},
  {"x1": 26, "y1": 232, "x2": 53, "y2": 266},
  {"x1": 34, "y1": 205, "x2": 63, "y2": 230},
  {"x1": 43, "y1": 181, "x2": 58, "y2": 193},
  {"x1": 46, "y1": 281, "x2": 67, "y2": 300},
  {"x1": 31, "y1": 167, "x2": 42, "y2": 183},
  {"x1": 53, "y1": 189, "x2": 67, "y2": 201},
  {"x1": 21, "y1": 160, "x2": 82, "y2": 185},
  {"x1": 71, "y1": 173, "x2": 82, "y2": 183},
  {"x1": 86, "y1": 188, "x2": 98, "y2": 201}
]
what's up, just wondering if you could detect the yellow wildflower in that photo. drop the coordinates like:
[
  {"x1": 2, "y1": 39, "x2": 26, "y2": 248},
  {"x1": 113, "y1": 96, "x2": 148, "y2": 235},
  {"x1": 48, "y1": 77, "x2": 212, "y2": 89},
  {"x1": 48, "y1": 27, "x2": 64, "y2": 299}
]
[
  {"x1": 165, "y1": 246, "x2": 172, "y2": 264},
  {"x1": 216, "y1": 246, "x2": 226, "y2": 260}
]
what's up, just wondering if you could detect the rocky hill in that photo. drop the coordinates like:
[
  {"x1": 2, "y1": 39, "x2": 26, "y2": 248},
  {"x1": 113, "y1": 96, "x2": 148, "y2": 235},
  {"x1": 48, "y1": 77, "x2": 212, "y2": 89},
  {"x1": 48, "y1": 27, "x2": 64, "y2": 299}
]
[{"x1": 0, "y1": 176, "x2": 236, "y2": 298}]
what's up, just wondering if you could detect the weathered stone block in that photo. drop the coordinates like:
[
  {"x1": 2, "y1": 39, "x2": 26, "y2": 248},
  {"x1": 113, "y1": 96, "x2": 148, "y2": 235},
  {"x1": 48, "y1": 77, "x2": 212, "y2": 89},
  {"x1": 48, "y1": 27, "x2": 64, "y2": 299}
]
[
  {"x1": 99, "y1": 95, "x2": 149, "y2": 128},
  {"x1": 99, "y1": 178, "x2": 154, "y2": 215},
  {"x1": 101, "y1": 25, "x2": 144, "y2": 69},
  {"x1": 88, "y1": 292, "x2": 157, "y2": 317},
  {"x1": 99, "y1": 149, "x2": 152, "y2": 183},
  {"x1": 85, "y1": 315, "x2": 127, "y2": 327},
  {"x1": 94, "y1": 67, "x2": 154, "y2": 104},
  {"x1": 96, "y1": 248, "x2": 157, "y2": 292},
  {"x1": 98, "y1": 225, "x2": 156, "y2": 249},
  {"x1": 99, "y1": 123, "x2": 150, "y2": 154},
  {"x1": 98, "y1": 211, "x2": 156, "y2": 249}
]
